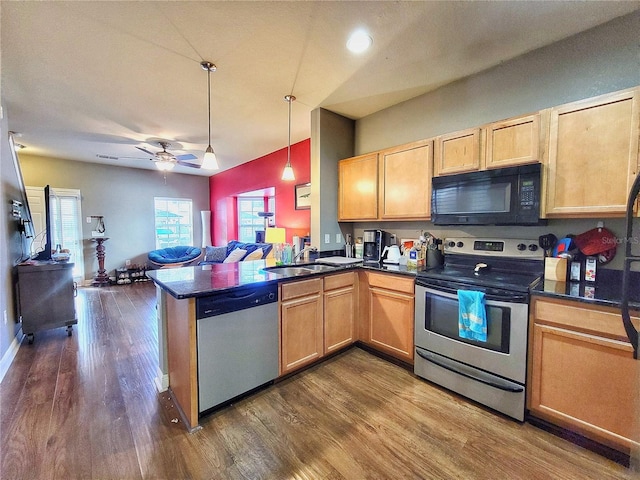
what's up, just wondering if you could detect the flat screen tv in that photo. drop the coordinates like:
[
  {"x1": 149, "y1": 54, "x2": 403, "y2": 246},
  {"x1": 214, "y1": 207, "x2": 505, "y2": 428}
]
[{"x1": 33, "y1": 185, "x2": 53, "y2": 261}]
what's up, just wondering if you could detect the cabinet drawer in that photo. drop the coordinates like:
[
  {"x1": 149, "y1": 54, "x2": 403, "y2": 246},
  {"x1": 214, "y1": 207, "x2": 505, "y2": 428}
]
[
  {"x1": 281, "y1": 278, "x2": 323, "y2": 301},
  {"x1": 324, "y1": 271, "x2": 355, "y2": 291},
  {"x1": 532, "y1": 296, "x2": 640, "y2": 342},
  {"x1": 367, "y1": 272, "x2": 414, "y2": 294}
]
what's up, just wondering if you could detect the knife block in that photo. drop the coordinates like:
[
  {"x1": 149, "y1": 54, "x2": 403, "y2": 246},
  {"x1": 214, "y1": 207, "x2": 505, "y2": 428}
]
[{"x1": 545, "y1": 257, "x2": 567, "y2": 282}]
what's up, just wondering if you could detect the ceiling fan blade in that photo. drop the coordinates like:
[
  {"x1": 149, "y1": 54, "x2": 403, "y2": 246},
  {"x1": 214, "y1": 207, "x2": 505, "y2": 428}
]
[
  {"x1": 136, "y1": 146, "x2": 156, "y2": 156},
  {"x1": 176, "y1": 160, "x2": 202, "y2": 168},
  {"x1": 175, "y1": 153, "x2": 198, "y2": 161}
]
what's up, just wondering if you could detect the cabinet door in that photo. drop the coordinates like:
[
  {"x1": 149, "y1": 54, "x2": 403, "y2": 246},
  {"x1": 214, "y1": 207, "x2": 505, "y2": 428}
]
[
  {"x1": 379, "y1": 140, "x2": 433, "y2": 219},
  {"x1": 434, "y1": 127, "x2": 482, "y2": 176},
  {"x1": 324, "y1": 273, "x2": 355, "y2": 354},
  {"x1": 280, "y1": 281, "x2": 324, "y2": 375},
  {"x1": 545, "y1": 87, "x2": 640, "y2": 217},
  {"x1": 529, "y1": 323, "x2": 640, "y2": 452},
  {"x1": 367, "y1": 273, "x2": 415, "y2": 363},
  {"x1": 485, "y1": 113, "x2": 542, "y2": 169},
  {"x1": 338, "y1": 153, "x2": 379, "y2": 221}
]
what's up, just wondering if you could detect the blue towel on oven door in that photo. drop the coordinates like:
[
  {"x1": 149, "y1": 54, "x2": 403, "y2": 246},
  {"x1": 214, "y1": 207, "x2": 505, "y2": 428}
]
[{"x1": 457, "y1": 290, "x2": 487, "y2": 342}]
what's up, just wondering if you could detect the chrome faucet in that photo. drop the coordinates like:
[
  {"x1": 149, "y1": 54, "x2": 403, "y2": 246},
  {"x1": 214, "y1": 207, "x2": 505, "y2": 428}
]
[{"x1": 294, "y1": 245, "x2": 317, "y2": 263}]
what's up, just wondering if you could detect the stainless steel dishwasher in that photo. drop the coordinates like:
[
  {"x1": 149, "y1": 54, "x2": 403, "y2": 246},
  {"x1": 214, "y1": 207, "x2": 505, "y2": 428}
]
[{"x1": 196, "y1": 283, "x2": 279, "y2": 414}]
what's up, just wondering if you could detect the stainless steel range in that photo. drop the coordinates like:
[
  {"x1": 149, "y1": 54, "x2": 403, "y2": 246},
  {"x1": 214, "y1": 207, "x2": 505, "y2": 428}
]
[{"x1": 414, "y1": 237, "x2": 544, "y2": 421}]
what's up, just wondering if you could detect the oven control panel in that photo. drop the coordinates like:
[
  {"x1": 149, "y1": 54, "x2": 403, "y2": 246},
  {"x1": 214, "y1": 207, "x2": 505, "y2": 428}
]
[{"x1": 444, "y1": 237, "x2": 544, "y2": 259}]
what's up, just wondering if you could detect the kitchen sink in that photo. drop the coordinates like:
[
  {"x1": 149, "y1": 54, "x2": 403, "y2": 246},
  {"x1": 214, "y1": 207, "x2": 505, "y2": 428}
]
[{"x1": 261, "y1": 263, "x2": 339, "y2": 276}]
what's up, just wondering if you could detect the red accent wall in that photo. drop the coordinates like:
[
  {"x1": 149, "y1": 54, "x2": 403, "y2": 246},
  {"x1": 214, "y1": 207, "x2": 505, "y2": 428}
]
[{"x1": 209, "y1": 139, "x2": 311, "y2": 245}]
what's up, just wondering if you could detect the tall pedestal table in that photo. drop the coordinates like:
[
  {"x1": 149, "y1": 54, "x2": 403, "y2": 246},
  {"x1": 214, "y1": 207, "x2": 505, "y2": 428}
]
[{"x1": 91, "y1": 237, "x2": 110, "y2": 286}]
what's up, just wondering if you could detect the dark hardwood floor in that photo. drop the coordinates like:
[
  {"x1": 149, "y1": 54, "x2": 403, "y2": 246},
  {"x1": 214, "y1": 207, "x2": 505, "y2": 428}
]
[{"x1": 1, "y1": 282, "x2": 637, "y2": 479}]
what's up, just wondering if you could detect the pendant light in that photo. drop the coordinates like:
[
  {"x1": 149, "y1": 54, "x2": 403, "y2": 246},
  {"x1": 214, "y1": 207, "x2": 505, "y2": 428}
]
[
  {"x1": 200, "y1": 61, "x2": 219, "y2": 170},
  {"x1": 281, "y1": 94, "x2": 296, "y2": 181}
]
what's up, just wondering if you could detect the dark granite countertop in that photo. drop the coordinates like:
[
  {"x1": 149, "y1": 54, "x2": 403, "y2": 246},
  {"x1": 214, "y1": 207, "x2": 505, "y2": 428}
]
[
  {"x1": 146, "y1": 259, "x2": 424, "y2": 299},
  {"x1": 532, "y1": 268, "x2": 640, "y2": 310}
]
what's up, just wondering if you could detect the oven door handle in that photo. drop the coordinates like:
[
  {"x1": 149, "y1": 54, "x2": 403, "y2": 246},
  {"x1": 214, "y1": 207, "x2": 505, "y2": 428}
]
[
  {"x1": 419, "y1": 282, "x2": 528, "y2": 303},
  {"x1": 416, "y1": 349, "x2": 524, "y2": 393}
]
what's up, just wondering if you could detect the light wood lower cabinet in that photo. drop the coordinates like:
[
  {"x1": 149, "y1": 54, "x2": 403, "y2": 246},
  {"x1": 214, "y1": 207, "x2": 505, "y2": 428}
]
[
  {"x1": 324, "y1": 272, "x2": 356, "y2": 354},
  {"x1": 363, "y1": 272, "x2": 415, "y2": 363},
  {"x1": 528, "y1": 296, "x2": 640, "y2": 453},
  {"x1": 280, "y1": 278, "x2": 324, "y2": 375}
]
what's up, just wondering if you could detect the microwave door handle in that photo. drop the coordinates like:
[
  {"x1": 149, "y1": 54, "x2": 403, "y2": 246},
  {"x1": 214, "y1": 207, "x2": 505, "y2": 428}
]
[{"x1": 424, "y1": 283, "x2": 527, "y2": 303}]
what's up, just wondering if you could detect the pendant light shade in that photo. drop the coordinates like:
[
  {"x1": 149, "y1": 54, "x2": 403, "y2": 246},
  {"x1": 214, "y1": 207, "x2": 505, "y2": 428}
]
[
  {"x1": 282, "y1": 94, "x2": 296, "y2": 181},
  {"x1": 201, "y1": 61, "x2": 219, "y2": 170}
]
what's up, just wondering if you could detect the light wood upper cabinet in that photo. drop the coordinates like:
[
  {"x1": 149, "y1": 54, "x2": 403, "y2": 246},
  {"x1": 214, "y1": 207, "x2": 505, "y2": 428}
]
[
  {"x1": 434, "y1": 127, "x2": 482, "y2": 176},
  {"x1": 338, "y1": 153, "x2": 379, "y2": 221},
  {"x1": 528, "y1": 296, "x2": 640, "y2": 454},
  {"x1": 339, "y1": 140, "x2": 433, "y2": 221},
  {"x1": 545, "y1": 87, "x2": 640, "y2": 217},
  {"x1": 323, "y1": 272, "x2": 356, "y2": 354},
  {"x1": 485, "y1": 112, "x2": 544, "y2": 169},
  {"x1": 379, "y1": 140, "x2": 433, "y2": 220},
  {"x1": 280, "y1": 278, "x2": 324, "y2": 375}
]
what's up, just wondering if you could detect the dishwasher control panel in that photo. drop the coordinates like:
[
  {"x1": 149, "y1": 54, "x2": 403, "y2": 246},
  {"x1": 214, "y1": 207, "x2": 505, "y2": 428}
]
[{"x1": 196, "y1": 283, "x2": 278, "y2": 319}]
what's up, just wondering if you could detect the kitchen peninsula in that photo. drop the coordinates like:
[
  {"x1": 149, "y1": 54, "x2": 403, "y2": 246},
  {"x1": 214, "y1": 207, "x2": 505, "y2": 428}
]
[{"x1": 147, "y1": 259, "x2": 420, "y2": 431}]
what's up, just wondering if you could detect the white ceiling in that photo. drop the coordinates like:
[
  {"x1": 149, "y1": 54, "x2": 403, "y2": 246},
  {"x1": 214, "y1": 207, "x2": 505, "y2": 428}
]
[{"x1": 2, "y1": 1, "x2": 639, "y2": 176}]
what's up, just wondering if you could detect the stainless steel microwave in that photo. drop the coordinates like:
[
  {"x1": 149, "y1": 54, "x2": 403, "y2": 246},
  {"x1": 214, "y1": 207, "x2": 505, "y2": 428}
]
[{"x1": 431, "y1": 164, "x2": 545, "y2": 226}]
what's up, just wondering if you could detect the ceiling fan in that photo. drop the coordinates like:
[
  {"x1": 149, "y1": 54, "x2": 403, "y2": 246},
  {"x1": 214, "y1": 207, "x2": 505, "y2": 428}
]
[
  {"x1": 97, "y1": 140, "x2": 200, "y2": 171},
  {"x1": 135, "y1": 141, "x2": 200, "y2": 170}
]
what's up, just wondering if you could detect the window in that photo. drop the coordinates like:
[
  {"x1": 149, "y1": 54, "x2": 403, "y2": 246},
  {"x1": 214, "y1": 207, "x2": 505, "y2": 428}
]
[
  {"x1": 45, "y1": 188, "x2": 85, "y2": 282},
  {"x1": 237, "y1": 197, "x2": 267, "y2": 243},
  {"x1": 154, "y1": 198, "x2": 193, "y2": 249}
]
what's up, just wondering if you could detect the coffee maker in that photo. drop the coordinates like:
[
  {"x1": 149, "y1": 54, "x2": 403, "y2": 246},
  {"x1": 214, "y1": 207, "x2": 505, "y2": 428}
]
[{"x1": 363, "y1": 229, "x2": 392, "y2": 262}]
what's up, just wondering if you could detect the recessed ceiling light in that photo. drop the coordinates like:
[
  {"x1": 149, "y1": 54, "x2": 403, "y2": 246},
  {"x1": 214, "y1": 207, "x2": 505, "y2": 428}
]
[{"x1": 346, "y1": 30, "x2": 372, "y2": 54}]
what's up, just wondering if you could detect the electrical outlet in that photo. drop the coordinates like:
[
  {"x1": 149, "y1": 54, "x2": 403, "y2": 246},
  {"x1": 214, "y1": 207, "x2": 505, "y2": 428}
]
[
  {"x1": 125, "y1": 259, "x2": 131, "y2": 267},
  {"x1": 324, "y1": 234, "x2": 331, "y2": 244},
  {"x1": 3, "y1": 310, "x2": 7, "y2": 326},
  {"x1": 86, "y1": 216, "x2": 92, "y2": 223},
  {"x1": 336, "y1": 233, "x2": 343, "y2": 243},
  {"x1": 597, "y1": 221, "x2": 604, "y2": 229}
]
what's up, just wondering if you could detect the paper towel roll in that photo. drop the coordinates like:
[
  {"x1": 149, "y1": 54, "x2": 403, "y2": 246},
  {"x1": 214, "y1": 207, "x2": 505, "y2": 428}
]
[
  {"x1": 292, "y1": 236, "x2": 300, "y2": 256},
  {"x1": 201, "y1": 210, "x2": 212, "y2": 247}
]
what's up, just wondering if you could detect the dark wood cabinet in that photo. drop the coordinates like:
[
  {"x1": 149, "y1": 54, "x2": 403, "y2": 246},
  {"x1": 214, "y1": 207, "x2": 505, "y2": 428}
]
[{"x1": 17, "y1": 262, "x2": 77, "y2": 343}]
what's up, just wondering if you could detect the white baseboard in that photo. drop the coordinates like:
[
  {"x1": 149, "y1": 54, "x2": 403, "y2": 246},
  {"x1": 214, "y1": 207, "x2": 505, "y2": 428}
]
[
  {"x1": 0, "y1": 332, "x2": 23, "y2": 384},
  {"x1": 155, "y1": 367, "x2": 168, "y2": 392}
]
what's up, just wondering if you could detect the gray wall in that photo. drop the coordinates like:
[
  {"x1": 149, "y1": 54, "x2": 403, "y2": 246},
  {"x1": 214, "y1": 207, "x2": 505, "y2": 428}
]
[
  {"x1": 0, "y1": 107, "x2": 33, "y2": 376},
  {"x1": 356, "y1": 11, "x2": 640, "y2": 154},
  {"x1": 311, "y1": 108, "x2": 355, "y2": 253},
  {"x1": 19, "y1": 154, "x2": 210, "y2": 282},
  {"x1": 341, "y1": 11, "x2": 640, "y2": 271}
]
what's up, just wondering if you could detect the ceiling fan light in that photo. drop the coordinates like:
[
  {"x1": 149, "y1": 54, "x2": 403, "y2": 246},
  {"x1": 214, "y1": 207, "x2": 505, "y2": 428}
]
[
  {"x1": 202, "y1": 145, "x2": 219, "y2": 170},
  {"x1": 156, "y1": 161, "x2": 175, "y2": 172}
]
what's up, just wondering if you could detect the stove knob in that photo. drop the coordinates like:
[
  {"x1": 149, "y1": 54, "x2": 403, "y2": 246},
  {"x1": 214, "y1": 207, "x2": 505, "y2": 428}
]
[
  {"x1": 456, "y1": 241, "x2": 464, "y2": 248},
  {"x1": 517, "y1": 243, "x2": 526, "y2": 251},
  {"x1": 447, "y1": 241, "x2": 456, "y2": 248},
  {"x1": 528, "y1": 244, "x2": 538, "y2": 252}
]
